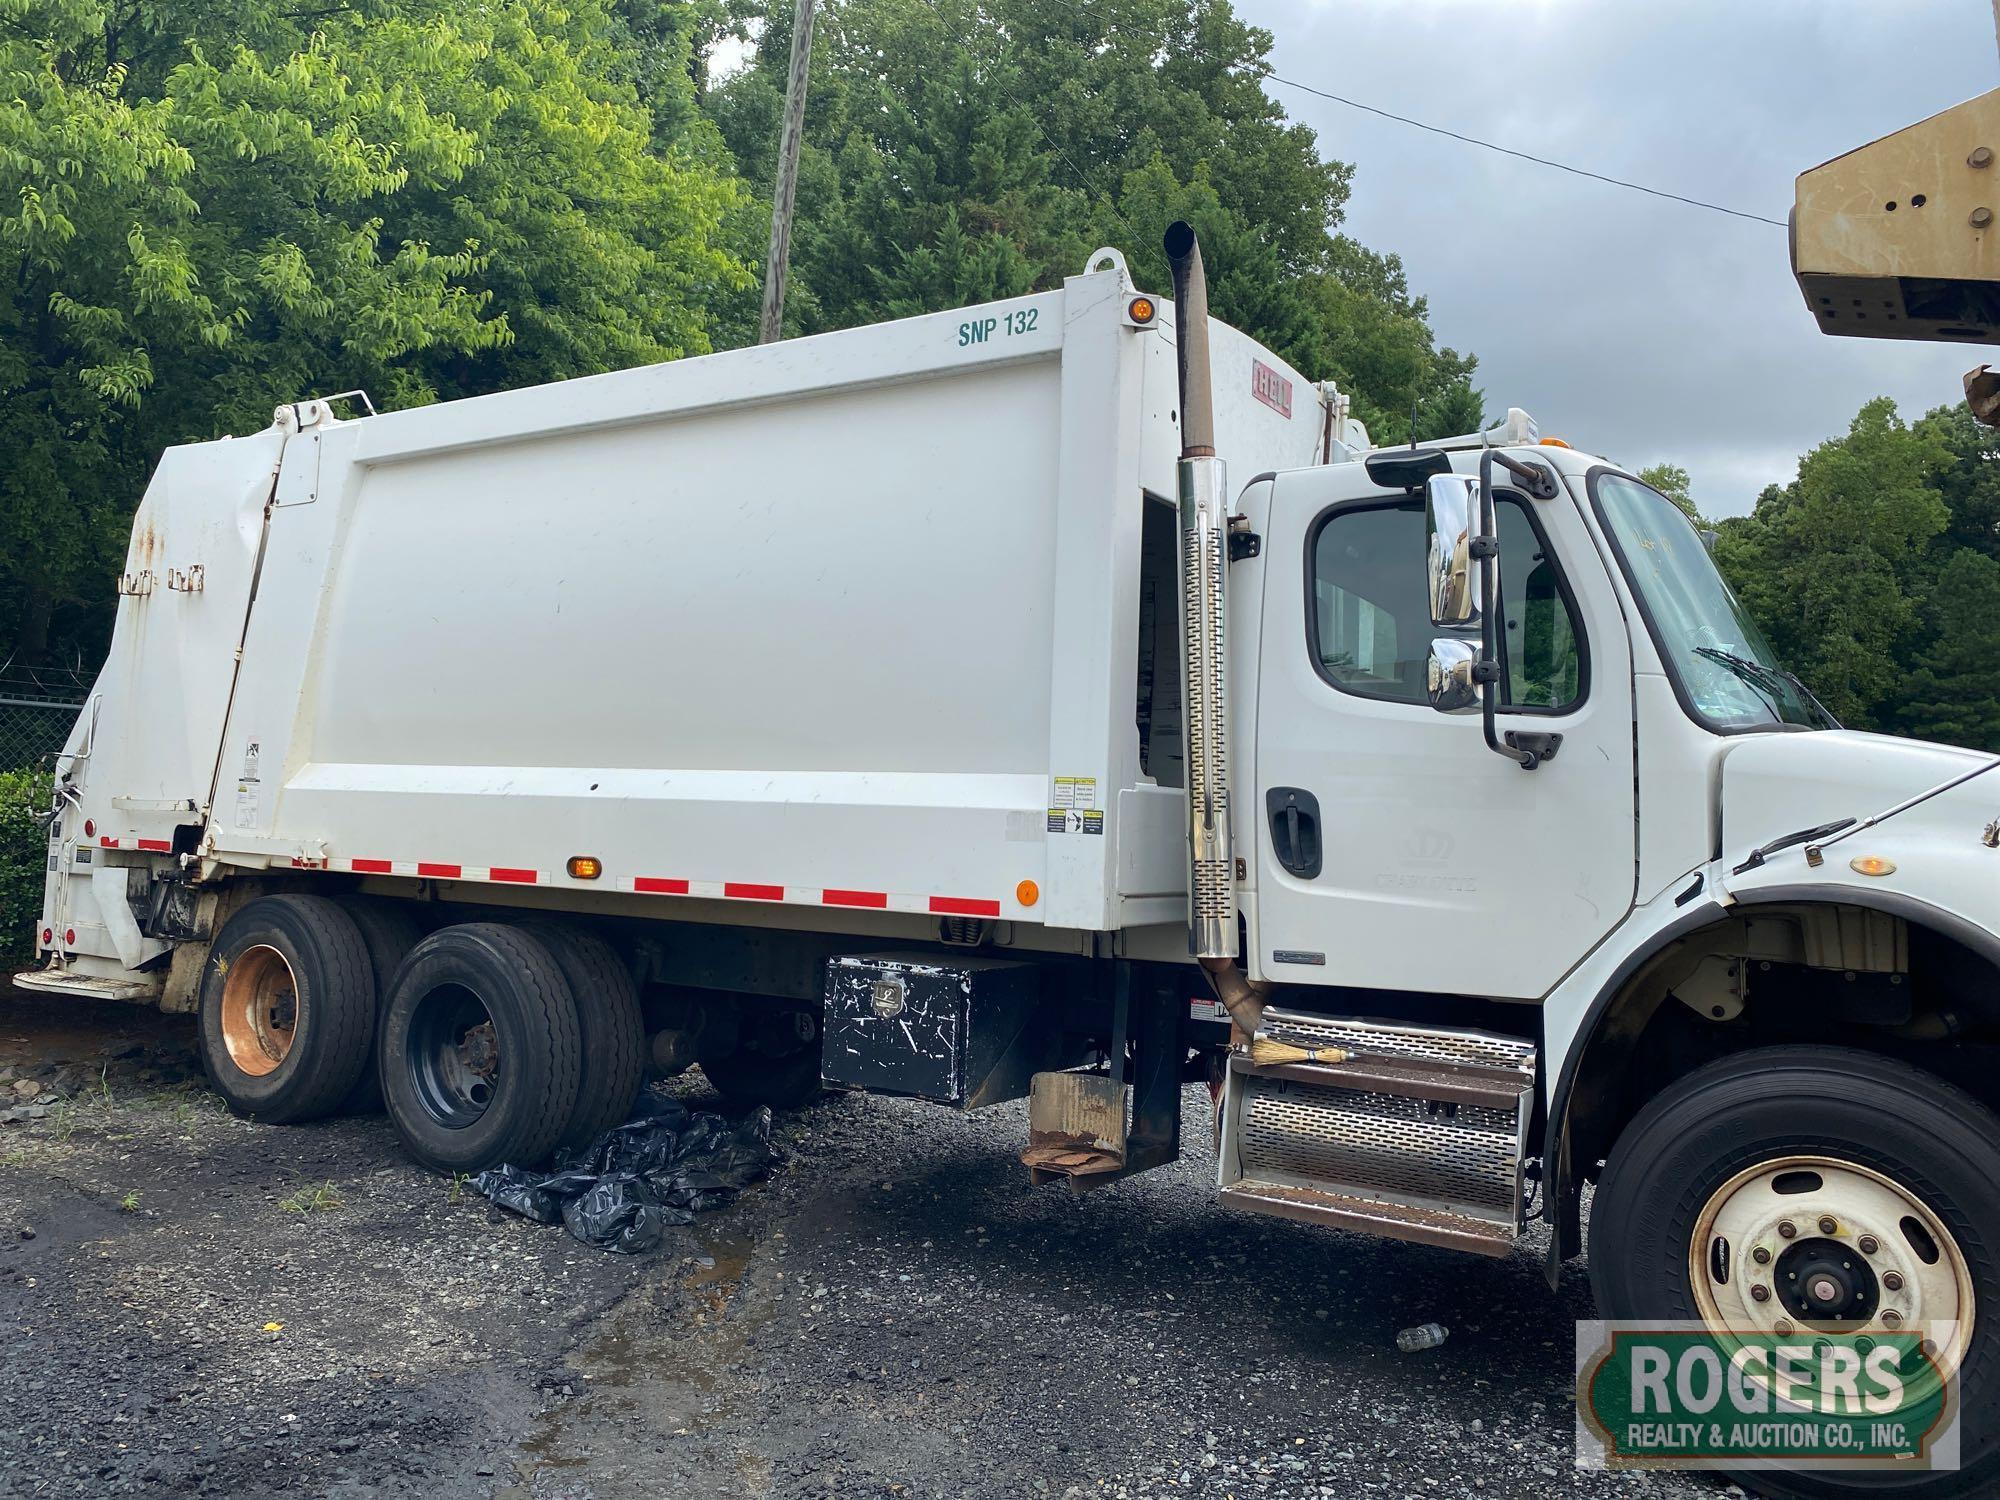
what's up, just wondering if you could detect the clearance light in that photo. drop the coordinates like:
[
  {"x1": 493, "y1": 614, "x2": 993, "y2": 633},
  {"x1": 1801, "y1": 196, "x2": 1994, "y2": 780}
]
[
  {"x1": 1850, "y1": 855, "x2": 1897, "y2": 878},
  {"x1": 566, "y1": 855, "x2": 603, "y2": 881},
  {"x1": 64, "y1": 928, "x2": 76, "y2": 946},
  {"x1": 1539, "y1": 437, "x2": 1572, "y2": 448},
  {"x1": 41, "y1": 926, "x2": 53, "y2": 946},
  {"x1": 83, "y1": 819, "x2": 95, "y2": 838},
  {"x1": 1016, "y1": 879, "x2": 1041, "y2": 907},
  {"x1": 1127, "y1": 296, "x2": 1157, "y2": 325}
]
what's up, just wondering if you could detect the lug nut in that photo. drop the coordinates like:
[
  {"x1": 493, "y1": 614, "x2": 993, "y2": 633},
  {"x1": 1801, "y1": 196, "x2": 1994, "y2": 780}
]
[
  {"x1": 1859, "y1": 1235, "x2": 1879, "y2": 1255},
  {"x1": 1779, "y1": 1220, "x2": 1798, "y2": 1240},
  {"x1": 1883, "y1": 1271, "x2": 1905, "y2": 1292},
  {"x1": 1819, "y1": 1216, "x2": 1838, "y2": 1235},
  {"x1": 1882, "y1": 1310, "x2": 1903, "y2": 1327},
  {"x1": 1750, "y1": 1285, "x2": 1771, "y2": 1303},
  {"x1": 1775, "y1": 1319, "x2": 1794, "y2": 1336},
  {"x1": 1752, "y1": 1245, "x2": 1772, "y2": 1265}
]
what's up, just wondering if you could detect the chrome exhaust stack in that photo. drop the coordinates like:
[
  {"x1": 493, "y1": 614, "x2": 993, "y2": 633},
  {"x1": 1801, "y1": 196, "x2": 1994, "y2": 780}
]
[{"x1": 1164, "y1": 221, "x2": 1238, "y2": 965}]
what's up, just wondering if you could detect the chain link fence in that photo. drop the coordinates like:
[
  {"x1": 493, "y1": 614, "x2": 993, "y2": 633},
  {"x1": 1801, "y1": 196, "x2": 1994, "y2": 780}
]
[{"x1": 0, "y1": 671, "x2": 91, "y2": 771}]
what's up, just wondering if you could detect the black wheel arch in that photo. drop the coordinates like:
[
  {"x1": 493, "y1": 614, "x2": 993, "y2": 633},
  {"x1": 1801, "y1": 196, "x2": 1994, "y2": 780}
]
[{"x1": 1542, "y1": 885, "x2": 2000, "y2": 1287}]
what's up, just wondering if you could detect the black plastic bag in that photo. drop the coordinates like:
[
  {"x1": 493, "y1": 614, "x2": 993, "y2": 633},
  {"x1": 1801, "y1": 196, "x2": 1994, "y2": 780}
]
[
  {"x1": 560, "y1": 1175, "x2": 688, "y2": 1254},
  {"x1": 474, "y1": 1094, "x2": 782, "y2": 1254}
]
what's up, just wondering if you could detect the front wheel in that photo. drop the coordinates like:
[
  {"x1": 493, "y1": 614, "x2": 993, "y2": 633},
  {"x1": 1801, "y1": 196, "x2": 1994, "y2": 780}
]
[{"x1": 1590, "y1": 1046, "x2": 2000, "y2": 1498}]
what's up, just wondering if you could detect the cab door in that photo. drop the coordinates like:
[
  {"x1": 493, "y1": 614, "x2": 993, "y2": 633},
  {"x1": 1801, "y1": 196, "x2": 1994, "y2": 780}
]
[{"x1": 1250, "y1": 464, "x2": 1636, "y2": 1000}]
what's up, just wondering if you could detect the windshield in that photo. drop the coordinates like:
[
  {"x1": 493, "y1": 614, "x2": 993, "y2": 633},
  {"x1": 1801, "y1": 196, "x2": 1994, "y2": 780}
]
[{"x1": 1592, "y1": 472, "x2": 1830, "y2": 732}]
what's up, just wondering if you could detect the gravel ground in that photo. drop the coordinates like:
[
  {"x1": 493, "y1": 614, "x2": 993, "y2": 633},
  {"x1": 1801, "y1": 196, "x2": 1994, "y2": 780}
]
[{"x1": 0, "y1": 987, "x2": 1721, "y2": 1499}]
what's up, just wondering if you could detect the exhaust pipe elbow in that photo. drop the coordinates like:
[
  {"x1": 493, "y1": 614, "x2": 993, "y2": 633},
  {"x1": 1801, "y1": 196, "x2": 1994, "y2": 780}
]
[{"x1": 1200, "y1": 955, "x2": 1269, "y2": 1037}]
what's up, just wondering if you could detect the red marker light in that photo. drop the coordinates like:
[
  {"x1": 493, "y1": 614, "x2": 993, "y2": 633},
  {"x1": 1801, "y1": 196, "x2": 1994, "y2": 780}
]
[
  {"x1": 64, "y1": 928, "x2": 76, "y2": 946},
  {"x1": 83, "y1": 819, "x2": 95, "y2": 838},
  {"x1": 41, "y1": 927, "x2": 53, "y2": 945}
]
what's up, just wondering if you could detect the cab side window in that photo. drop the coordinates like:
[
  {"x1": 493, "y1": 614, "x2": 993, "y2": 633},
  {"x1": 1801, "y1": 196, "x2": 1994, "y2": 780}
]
[{"x1": 1309, "y1": 497, "x2": 1585, "y2": 711}]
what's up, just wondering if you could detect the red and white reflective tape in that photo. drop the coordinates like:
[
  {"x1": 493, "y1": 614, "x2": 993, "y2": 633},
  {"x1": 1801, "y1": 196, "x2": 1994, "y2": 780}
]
[
  {"x1": 291, "y1": 857, "x2": 549, "y2": 884},
  {"x1": 612, "y1": 877, "x2": 1001, "y2": 918},
  {"x1": 278, "y1": 856, "x2": 1002, "y2": 917},
  {"x1": 99, "y1": 836, "x2": 172, "y2": 852}
]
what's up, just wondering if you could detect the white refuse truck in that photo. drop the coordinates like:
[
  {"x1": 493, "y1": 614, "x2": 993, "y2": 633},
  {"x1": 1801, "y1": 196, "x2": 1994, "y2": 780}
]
[{"x1": 20, "y1": 225, "x2": 2000, "y2": 1493}]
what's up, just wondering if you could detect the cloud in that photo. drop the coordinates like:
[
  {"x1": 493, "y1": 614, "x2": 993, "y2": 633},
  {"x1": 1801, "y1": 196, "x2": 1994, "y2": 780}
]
[{"x1": 1241, "y1": 0, "x2": 1996, "y2": 515}]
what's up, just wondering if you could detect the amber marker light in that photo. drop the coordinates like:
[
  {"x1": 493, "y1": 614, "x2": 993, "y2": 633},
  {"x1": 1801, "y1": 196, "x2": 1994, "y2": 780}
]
[
  {"x1": 1539, "y1": 437, "x2": 1572, "y2": 448},
  {"x1": 567, "y1": 855, "x2": 603, "y2": 880},
  {"x1": 1849, "y1": 855, "x2": 1897, "y2": 878},
  {"x1": 1016, "y1": 879, "x2": 1041, "y2": 907},
  {"x1": 1127, "y1": 295, "x2": 1157, "y2": 325}
]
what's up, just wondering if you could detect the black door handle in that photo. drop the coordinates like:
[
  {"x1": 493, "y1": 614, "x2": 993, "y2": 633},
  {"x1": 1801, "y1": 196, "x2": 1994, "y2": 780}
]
[{"x1": 1265, "y1": 787, "x2": 1323, "y2": 879}]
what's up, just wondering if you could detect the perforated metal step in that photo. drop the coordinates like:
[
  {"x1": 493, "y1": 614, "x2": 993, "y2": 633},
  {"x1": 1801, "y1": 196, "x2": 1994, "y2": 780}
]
[{"x1": 1218, "y1": 1011, "x2": 1537, "y2": 1254}]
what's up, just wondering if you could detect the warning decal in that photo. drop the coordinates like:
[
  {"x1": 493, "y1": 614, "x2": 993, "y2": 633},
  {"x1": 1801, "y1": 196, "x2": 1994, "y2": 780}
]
[{"x1": 1047, "y1": 776, "x2": 1103, "y2": 835}]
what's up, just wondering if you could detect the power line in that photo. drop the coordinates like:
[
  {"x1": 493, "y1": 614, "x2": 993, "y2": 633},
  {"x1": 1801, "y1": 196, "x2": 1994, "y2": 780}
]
[
  {"x1": 1007, "y1": 0, "x2": 1788, "y2": 228},
  {"x1": 1253, "y1": 68, "x2": 1788, "y2": 229}
]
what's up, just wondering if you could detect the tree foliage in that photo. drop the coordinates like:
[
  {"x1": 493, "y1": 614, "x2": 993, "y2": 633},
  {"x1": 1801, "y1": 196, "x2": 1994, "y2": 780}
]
[
  {"x1": 5, "y1": 0, "x2": 1485, "y2": 670},
  {"x1": 704, "y1": 0, "x2": 1483, "y2": 441},
  {"x1": 1, "y1": 0, "x2": 747, "y2": 667},
  {"x1": 1706, "y1": 399, "x2": 2000, "y2": 746}
]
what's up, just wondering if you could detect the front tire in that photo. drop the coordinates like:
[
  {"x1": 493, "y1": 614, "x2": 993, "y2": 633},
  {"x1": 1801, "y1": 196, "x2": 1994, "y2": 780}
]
[
  {"x1": 379, "y1": 923, "x2": 582, "y2": 1173},
  {"x1": 1590, "y1": 1045, "x2": 2000, "y2": 1498}
]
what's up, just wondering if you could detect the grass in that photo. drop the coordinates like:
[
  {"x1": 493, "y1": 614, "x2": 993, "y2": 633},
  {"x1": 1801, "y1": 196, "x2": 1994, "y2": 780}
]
[
  {"x1": 447, "y1": 1172, "x2": 470, "y2": 1205},
  {"x1": 118, "y1": 1189, "x2": 140, "y2": 1212},
  {"x1": 278, "y1": 1180, "x2": 342, "y2": 1215}
]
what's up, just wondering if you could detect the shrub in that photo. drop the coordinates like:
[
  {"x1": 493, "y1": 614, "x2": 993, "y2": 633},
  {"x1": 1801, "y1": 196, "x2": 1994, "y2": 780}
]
[{"x1": 0, "y1": 768, "x2": 53, "y2": 964}]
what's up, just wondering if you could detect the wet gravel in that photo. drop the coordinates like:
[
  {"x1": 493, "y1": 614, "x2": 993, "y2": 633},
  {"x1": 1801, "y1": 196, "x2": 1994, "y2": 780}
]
[{"x1": 0, "y1": 988, "x2": 1719, "y2": 1498}]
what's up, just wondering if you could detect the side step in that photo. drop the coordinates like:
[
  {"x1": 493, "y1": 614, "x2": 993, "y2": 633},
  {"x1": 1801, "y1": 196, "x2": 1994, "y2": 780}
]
[
  {"x1": 1217, "y1": 1009, "x2": 1536, "y2": 1255},
  {"x1": 1217, "y1": 1182, "x2": 1515, "y2": 1258},
  {"x1": 12, "y1": 966, "x2": 160, "y2": 1003}
]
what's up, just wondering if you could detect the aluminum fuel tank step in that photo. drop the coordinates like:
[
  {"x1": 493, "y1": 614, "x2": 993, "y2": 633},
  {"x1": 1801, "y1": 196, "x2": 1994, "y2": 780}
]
[{"x1": 1218, "y1": 1010, "x2": 1537, "y2": 1254}]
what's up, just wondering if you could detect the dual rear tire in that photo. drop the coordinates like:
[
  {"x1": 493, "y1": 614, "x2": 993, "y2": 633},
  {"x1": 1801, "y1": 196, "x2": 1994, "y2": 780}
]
[{"x1": 197, "y1": 897, "x2": 644, "y2": 1172}]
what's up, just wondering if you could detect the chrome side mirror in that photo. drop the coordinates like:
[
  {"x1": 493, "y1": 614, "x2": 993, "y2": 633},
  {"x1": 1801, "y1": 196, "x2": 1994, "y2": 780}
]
[
  {"x1": 1427, "y1": 638, "x2": 1480, "y2": 712},
  {"x1": 1425, "y1": 474, "x2": 1481, "y2": 628}
]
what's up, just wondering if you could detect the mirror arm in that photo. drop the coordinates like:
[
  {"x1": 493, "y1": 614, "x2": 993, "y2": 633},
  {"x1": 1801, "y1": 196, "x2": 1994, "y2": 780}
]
[{"x1": 1475, "y1": 450, "x2": 1542, "y2": 771}]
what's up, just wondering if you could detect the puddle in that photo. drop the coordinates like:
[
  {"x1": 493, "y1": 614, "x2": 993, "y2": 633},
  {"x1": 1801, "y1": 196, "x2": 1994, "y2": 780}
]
[{"x1": 513, "y1": 1214, "x2": 775, "y2": 1494}]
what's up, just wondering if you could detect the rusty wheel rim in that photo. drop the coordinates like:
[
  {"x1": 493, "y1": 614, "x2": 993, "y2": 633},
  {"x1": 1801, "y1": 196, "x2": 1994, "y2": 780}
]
[{"x1": 219, "y1": 943, "x2": 301, "y2": 1078}]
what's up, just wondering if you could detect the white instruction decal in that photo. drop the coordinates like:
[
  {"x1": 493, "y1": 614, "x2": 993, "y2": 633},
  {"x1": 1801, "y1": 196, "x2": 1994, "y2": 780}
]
[{"x1": 1047, "y1": 776, "x2": 1102, "y2": 834}]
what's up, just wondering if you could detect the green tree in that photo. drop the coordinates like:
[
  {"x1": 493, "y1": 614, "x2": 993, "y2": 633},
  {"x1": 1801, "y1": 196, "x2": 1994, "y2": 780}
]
[
  {"x1": 1638, "y1": 463, "x2": 1699, "y2": 524},
  {"x1": 1, "y1": 0, "x2": 748, "y2": 667},
  {"x1": 705, "y1": 0, "x2": 1481, "y2": 436},
  {"x1": 1898, "y1": 548, "x2": 2000, "y2": 750},
  {"x1": 1713, "y1": 398, "x2": 1952, "y2": 731}
]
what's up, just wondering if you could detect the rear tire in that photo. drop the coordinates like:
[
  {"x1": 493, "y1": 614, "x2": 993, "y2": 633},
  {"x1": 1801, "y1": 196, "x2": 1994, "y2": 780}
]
[
  {"x1": 334, "y1": 897, "x2": 422, "y2": 1115},
  {"x1": 516, "y1": 920, "x2": 645, "y2": 1151},
  {"x1": 1590, "y1": 1045, "x2": 2000, "y2": 1498},
  {"x1": 379, "y1": 923, "x2": 581, "y2": 1174},
  {"x1": 197, "y1": 894, "x2": 373, "y2": 1124}
]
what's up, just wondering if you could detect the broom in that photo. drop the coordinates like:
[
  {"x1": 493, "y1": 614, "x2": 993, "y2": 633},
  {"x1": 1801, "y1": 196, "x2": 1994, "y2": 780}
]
[{"x1": 1247, "y1": 1035, "x2": 1351, "y2": 1067}]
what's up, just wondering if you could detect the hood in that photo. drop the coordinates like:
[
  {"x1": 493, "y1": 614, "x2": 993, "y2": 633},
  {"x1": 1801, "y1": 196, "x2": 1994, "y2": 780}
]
[{"x1": 1719, "y1": 730, "x2": 1996, "y2": 872}]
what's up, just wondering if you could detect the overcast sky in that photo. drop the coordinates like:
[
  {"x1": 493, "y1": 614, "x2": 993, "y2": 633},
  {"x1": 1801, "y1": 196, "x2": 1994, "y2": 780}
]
[{"x1": 1232, "y1": 0, "x2": 1998, "y2": 515}]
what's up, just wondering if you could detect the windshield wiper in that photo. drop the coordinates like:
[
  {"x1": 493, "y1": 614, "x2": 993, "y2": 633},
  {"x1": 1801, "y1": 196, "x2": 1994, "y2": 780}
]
[{"x1": 1694, "y1": 647, "x2": 1837, "y2": 729}]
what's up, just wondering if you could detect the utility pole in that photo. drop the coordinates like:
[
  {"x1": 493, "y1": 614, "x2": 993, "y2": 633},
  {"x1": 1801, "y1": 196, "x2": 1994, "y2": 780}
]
[{"x1": 758, "y1": 0, "x2": 817, "y2": 344}]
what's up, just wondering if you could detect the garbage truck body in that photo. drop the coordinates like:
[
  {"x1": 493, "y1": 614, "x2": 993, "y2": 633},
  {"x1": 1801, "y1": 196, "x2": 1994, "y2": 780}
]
[{"x1": 22, "y1": 239, "x2": 2000, "y2": 1492}]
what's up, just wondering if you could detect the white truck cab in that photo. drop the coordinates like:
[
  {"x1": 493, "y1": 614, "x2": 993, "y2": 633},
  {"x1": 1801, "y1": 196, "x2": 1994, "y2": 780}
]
[{"x1": 21, "y1": 230, "x2": 2000, "y2": 1497}]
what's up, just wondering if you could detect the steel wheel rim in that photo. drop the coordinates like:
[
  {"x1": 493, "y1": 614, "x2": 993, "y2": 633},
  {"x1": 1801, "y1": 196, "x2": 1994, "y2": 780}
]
[
  {"x1": 219, "y1": 944, "x2": 301, "y2": 1077},
  {"x1": 1690, "y1": 1153, "x2": 1975, "y2": 1379},
  {"x1": 405, "y1": 982, "x2": 501, "y2": 1129}
]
